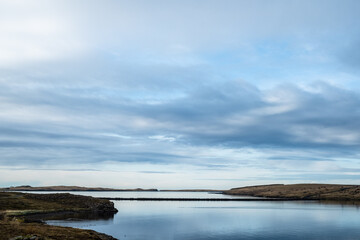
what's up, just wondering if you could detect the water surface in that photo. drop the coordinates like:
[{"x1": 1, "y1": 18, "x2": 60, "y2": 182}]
[
  {"x1": 45, "y1": 192, "x2": 360, "y2": 240},
  {"x1": 22, "y1": 190, "x2": 252, "y2": 199}
]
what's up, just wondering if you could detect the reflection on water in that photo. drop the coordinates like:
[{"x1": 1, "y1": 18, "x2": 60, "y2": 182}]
[
  {"x1": 45, "y1": 211, "x2": 115, "y2": 230},
  {"x1": 46, "y1": 192, "x2": 360, "y2": 240},
  {"x1": 40, "y1": 211, "x2": 115, "y2": 221},
  {"x1": 27, "y1": 210, "x2": 115, "y2": 227}
]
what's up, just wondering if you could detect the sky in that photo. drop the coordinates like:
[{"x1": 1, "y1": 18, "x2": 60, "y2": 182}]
[{"x1": 1, "y1": 0, "x2": 360, "y2": 189}]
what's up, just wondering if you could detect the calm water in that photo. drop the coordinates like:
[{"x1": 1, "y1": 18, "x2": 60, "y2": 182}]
[
  {"x1": 42, "y1": 191, "x2": 360, "y2": 240},
  {"x1": 22, "y1": 191, "x2": 257, "y2": 199}
]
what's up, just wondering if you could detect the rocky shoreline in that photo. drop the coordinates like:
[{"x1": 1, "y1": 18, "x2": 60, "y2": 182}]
[{"x1": 0, "y1": 192, "x2": 118, "y2": 240}]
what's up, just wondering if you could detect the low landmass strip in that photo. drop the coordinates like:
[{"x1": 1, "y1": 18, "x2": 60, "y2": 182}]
[
  {"x1": 160, "y1": 189, "x2": 222, "y2": 192},
  {"x1": 0, "y1": 192, "x2": 118, "y2": 240},
  {"x1": 1, "y1": 185, "x2": 158, "y2": 192},
  {"x1": 224, "y1": 183, "x2": 360, "y2": 201}
]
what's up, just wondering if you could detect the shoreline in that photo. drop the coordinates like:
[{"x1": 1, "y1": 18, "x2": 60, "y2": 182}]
[{"x1": 0, "y1": 192, "x2": 118, "y2": 240}]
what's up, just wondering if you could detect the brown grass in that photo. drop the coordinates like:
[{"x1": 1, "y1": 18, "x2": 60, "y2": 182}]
[
  {"x1": 0, "y1": 192, "x2": 116, "y2": 213},
  {"x1": 0, "y1": 221, "x2": 115, "y2": 240},
  {"x1": 224, "y1": 183, "x2": 360, "y2": 200}
]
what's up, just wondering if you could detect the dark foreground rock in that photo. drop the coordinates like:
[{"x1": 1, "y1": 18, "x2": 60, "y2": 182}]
[
  {"x1": 0, "y1": 192, "x2": 118, "y2": 240},
  {"x1": 1, "y1": 222, "x2": 117, "y2": 240},
  {"x1": 24, "y1": 193, "x2": 118, "y2": 213}
]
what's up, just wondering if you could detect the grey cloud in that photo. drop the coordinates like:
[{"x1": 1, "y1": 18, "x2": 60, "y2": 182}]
[
  {"x1": 267, "y1": 156, "x2": 334, "y2": 162},
  {"x1": 1, "y1": 0, "x2": 360, "y2": 172},
  {"x1": 0, "y1": 167, "x2": 102, "y2": 172},
  {"x1": 1, "y1": 76, "x2": 359, "y2": 169},
  {"x1": 265, "y1": 174, "x2": 360, "y2": 181},
  {"x1": 138, "y1": 171, "x2": 174, "y2": 174},
  {"x1": 199, "y1": 171, "x2": 360, "y2": 182},
  {"x1": 337, "y1": 39, "x2": 360, "y2": 71},
  {"x1": 2, "y1": 79, "x2": 360, "y2": 147},
  {"x1": 133, "y1": 81, "x2": 360, "y2": 149}
]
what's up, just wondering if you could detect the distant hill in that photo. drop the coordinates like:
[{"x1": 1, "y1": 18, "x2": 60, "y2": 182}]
[
  {"x1": 160, "y1": 189, "x2": 222, "y2": 192},
  {"x1": 4, "y1": 184, "x2": 360, "y2": 201},
  {"x1": 0, "y1": 185, "x2": 158, "y2": 192},
  {"x1": 224, "y1": 183, "x2": 360, "y2": 201}
]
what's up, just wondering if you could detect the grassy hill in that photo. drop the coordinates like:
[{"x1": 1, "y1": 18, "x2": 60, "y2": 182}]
[{"x1": 224, "y1": 184, "x2": 360, "y2": 200}]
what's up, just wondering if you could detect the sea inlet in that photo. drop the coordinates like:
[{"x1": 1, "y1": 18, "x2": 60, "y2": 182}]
[{"x1": 27, "y1": 191, "x2": 360, "y2": 240}]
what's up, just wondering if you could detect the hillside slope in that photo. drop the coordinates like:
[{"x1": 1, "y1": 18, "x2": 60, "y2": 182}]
[{"x1": 224, "y1": 184, "x2": 360, "y2": 200}]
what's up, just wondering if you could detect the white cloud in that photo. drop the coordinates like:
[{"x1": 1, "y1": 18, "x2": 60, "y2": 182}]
[
  {"x1": 1, "y1": 0, "x2": 358, "y2": 68},
  {"x1": 291, "y1": 126, "x2": 360, "y2": 145},
  {"x1": 0, "y1": 1, "x2": 86, "y2": 67},
  {"x1": 149, "y1": 135, "x2": 176, "y2": 142},
  {"x1": 100, "y1": 133, "x2": 132, "y2": 139}
]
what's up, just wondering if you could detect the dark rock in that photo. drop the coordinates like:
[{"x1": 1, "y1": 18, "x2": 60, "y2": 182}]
[
  {"x1": 9, "y1": 236, "x2": 24, "y2": 240},
  {"x1": 24, "y1": 193, "x2": 118, "y2": 213}
]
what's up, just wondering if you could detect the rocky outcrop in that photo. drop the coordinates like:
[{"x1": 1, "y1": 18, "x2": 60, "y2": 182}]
[
  {"x1": 24, "y1": 193, "x2": 118, "y2": 212},
  {"x1": 1, "y1": 192, "x2": 118, "y2": 239},
  {"x1": 10, "y1": 235, "x2": 44, "y2": 240}
]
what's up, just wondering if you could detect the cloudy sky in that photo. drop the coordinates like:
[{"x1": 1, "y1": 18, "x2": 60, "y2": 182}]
[{"x1": 1, "y1": 0, "x2": 360, "y2": 189}]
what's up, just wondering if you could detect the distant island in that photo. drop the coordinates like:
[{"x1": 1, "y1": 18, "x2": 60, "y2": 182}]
[
  {"x1": 224, "y1": 183, "x2": 360, "y2": 201},
  {"x1": 1, "y1": 185, "x2": 158, "y2": 192},
  {"x1": 160, "y1": 189, "x2": 222, "y2": 192}
]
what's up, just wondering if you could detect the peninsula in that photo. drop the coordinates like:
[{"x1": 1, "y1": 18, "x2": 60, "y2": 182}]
[{"x1": 0, "y1": 192, "x2": 118, "y2": 240}]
